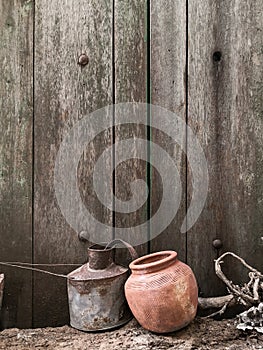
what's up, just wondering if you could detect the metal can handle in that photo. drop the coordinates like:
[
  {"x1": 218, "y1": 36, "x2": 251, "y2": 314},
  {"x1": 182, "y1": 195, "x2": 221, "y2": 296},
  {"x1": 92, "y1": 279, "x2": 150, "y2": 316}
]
[{"x1": 105, "y1": 239, "x2": 138, "y2": 261}]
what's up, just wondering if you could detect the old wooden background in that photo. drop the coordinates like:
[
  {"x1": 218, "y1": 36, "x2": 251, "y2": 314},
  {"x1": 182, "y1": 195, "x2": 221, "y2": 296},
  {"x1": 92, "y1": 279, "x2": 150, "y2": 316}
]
[{"x1": 0, "y1": 0, "x2": 262, "y2": 328}]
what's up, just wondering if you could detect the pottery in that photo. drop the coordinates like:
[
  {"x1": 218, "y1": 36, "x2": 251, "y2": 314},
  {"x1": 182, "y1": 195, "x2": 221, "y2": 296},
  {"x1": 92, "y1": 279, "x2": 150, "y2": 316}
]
[{"x1": 125, "y1": 250, "x2": 198, "y2": 333}]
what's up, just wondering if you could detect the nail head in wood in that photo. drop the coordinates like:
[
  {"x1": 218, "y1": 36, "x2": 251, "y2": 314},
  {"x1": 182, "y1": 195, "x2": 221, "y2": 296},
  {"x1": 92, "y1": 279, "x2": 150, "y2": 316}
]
[
  {"x1": 78, "y1": 53, "x2": 89, "y2": 66},
  {"x1": 212, "y1": 239, "x2": 223, "y2": 249}
]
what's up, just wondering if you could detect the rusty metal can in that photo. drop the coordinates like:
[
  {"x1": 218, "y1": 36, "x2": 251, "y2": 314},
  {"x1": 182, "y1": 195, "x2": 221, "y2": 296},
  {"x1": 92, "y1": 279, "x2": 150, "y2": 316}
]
[{"x1": 67, "y1": 241, "x2": 137, "y2": 331}]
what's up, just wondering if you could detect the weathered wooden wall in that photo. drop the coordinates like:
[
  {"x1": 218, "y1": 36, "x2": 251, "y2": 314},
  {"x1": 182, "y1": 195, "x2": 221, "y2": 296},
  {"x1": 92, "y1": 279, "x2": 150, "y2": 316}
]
[
  {"x1": 187, "y1": 0, "x2": 263, "y2": 297},
  {"x1": 33, "y1": 0, "x2": 113, "y2": 327},
  {"x1": 0, "y1": 0, "x2": 33, "y2": 328},
  {"x1": 0, "y1": 0, "x2": 262, "y2": 328},
  {"x1": 150, "y1": 0, "x2": 186, "y2": 262},
  {"x1": 114, "y1": 0, "x2": 148, "y2": 263}
]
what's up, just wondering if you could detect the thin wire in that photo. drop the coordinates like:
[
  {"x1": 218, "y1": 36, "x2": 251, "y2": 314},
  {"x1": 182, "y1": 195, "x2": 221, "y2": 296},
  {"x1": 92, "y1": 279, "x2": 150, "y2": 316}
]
[
  {"x1": 2, "y1": 262, "x2": 82, "y2": 266},
  {"x1": 0, "y1": 262, "x2": 82, "y2": 279}
]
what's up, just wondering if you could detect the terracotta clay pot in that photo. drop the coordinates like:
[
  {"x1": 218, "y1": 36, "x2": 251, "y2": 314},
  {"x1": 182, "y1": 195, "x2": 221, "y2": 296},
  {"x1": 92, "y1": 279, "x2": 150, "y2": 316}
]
[{"x1": 125, "y1": 251, "x2": 198, "y2": 333}]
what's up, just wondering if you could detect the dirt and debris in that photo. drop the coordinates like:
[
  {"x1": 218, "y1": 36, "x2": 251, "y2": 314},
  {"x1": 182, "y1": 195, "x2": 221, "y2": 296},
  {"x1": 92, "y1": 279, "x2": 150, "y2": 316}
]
[
  {"x1": 0, "y1": 317, "x2": 262, "y2": 350},
  {"x1": 237, "y1": 303, "x2": 263, "y2": 333}
]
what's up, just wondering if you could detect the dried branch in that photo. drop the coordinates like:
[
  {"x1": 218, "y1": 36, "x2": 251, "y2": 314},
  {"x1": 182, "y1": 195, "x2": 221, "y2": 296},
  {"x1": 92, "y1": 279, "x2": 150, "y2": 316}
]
[
  {"x1": 199, "y1": 252, "x2": 263, "y2": 318},
  {"x1": 198, "y1": 295, "x2": 234, "y2": 309},
  {"x1": 214, "y1": 252, "x2": 263, "y2": 307},
  {"x1": 0, "y1": 274, "x2": 4, "y2": 311},
  {"x1": 204, "y1": 300, "x2": 230, "y2": 319},
  {"x1": 216, "y1": 252, "x2": 263, "y2": 277},
  {"x1": 253, "y1": 277, "x2": 260, "y2": 302}
]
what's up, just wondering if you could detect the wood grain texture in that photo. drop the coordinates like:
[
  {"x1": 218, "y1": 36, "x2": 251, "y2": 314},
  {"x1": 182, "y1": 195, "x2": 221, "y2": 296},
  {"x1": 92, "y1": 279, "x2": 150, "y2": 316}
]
[
  {"x1": 0, "y1": 0, "x2": 262, "y2": 329},
  {"x1": 34, "y1": 0, "x2": 113, "y2": 326},
  {"x1": 150, "y1": 0, "x2": 186, "y2": 261},
  {"x1": 114, "y1": 0, "x2": 148, "y2": 262},
  {"x1": 0, "y1": 0, "x2": 33, "y2": 328},
  {"x1": 188, "y1": 0, "x2": 263, "y2": 296}
]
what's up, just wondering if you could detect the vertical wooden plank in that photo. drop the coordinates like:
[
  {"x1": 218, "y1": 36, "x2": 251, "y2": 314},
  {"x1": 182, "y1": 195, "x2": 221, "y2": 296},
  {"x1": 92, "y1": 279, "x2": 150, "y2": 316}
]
[
  {"x1": 114, "y1": 0, "x2": 148, "y2": 261},
  {"x1": 0, "y1": 0, "x2": 33, "y2": 328},
  {"x1": 150, "y1": 0, "x2": 186, "y2": 261},
  {"x1": 187, "y1": 1, "x2": 221, "y2": 296},
  {"x1": 34, "y1": 0, "x2": 113, "y2": 326},
  {"x1": 188, "y1": 0, "x2": 263, "y2": 296}
]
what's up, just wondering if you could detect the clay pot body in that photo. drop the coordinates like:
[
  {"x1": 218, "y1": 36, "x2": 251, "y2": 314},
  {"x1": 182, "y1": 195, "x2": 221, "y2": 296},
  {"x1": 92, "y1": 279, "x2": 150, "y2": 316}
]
[{"x1": 125, "y1": 251, "x2": 198, "y2": 333}]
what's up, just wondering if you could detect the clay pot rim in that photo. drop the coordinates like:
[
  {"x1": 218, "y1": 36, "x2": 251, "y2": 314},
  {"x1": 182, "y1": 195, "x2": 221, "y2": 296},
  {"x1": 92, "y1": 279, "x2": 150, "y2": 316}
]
[{"x1": 129, "y1": 250, "x2": 177, "y2": 273}]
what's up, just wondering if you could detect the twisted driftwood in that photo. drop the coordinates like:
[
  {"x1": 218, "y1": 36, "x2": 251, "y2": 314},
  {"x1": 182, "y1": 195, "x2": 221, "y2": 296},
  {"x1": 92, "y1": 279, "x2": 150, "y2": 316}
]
[
  {"x1": 0, "y1": 274, "x2": 4, "y2": 311},
  {"x1": 198, "y1": 252, "x2": 263, "y2": 318}
]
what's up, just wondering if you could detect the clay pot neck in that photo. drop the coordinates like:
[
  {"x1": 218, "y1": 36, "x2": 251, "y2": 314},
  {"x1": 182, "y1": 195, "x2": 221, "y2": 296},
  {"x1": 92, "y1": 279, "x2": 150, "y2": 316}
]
[{"x1": 129, "y1": 251, "x2": 178, "y2": 275}]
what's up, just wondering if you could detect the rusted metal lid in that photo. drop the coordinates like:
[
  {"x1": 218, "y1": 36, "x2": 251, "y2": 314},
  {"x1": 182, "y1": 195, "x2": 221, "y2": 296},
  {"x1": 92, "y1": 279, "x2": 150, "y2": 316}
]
[{"x1": 67, "y1": 262, "x2": 127, "y2": 282}]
